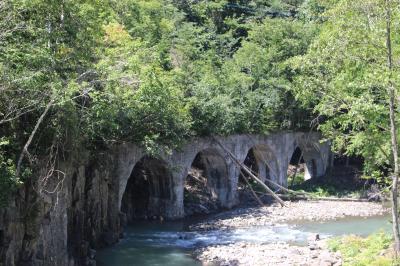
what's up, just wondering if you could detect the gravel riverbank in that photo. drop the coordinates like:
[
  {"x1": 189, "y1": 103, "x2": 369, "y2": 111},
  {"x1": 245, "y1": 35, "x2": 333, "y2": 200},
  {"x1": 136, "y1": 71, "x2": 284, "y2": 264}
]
[
  {"x1": 191, "y1": 200, "x2": 389, "y2": 231},
  {"x1": 196, "y1": 240, "x2": 342, "y2": 266},
  {"x1": 193, "y1": 200, "x2": 389, "y2": 265}
]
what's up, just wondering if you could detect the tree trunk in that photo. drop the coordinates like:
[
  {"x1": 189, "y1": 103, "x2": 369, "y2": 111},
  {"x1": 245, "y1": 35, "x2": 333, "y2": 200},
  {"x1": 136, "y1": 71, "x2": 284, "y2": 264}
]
[
  {"x1": 385, "y1": 0, "x2": 400, "y2": 255},
  {"x1": 240, "y1": 170, "x2": 265, "y2": 207},
  {"x1": 389, "y1": 90, "x2": 400, "y2": 254},
  {"x1": 15, "y1": 97, "x2": 55, "y2": 179}
]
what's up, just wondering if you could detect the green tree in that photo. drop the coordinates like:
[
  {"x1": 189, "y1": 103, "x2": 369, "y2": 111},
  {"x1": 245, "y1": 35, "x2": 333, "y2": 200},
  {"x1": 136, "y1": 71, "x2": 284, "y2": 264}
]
[
  {"x1": 291, "y1": 0, "x2": 400, "y2": 253},
  {"x1": 0, "y1": 0, "x2": 111, "y2": 199}
]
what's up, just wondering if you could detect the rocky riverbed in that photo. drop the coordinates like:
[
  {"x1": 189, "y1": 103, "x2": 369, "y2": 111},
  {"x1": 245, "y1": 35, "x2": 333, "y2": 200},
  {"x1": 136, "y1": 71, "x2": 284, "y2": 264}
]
[
  {"x1": 193, "y1": 200, "x2": 389, "y2": 266},
  {"x1": 191, "y1": 200, "x2": 389, "y2": 231},
  {"x1": 196, "y1": 240, "x2": 342, "y2": 266}
]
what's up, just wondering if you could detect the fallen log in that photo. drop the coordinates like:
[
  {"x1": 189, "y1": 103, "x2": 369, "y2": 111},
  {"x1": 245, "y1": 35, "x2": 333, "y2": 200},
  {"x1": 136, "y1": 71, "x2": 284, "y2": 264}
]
[
  {"x1": 242, "y1": 165, "x2": 311, "y2": 197},
  {"x1": 256, "y1": 192, "x2": 370, "y2": 202},
  {"x1": 213, "y1": 137, "x2": 286, "y2": 207},
  {"x1": 240, "y1": 170, "x2": 265, "y2": 207}
]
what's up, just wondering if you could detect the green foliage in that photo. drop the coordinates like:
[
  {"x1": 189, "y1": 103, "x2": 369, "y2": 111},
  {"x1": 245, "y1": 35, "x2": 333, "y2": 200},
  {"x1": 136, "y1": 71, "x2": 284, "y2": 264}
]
[
  {"x1": 289, "y1": 170, "x2": 372, "y2": 198},
  {"x1": 0, "y1": 138, "x2": 21, "y2": 207},
  {"x1": 290, "y1": 0, "x2": 400, "y2": 176},
  {"x1": 297, "y1": 0, "x2": 336, "y2": 22},
  {"x1": 3, "y1": 0, "x2": 397, "y2": 199},
  {"x1": 0, "y1": 0, "x2": 114, "y2": 201},
  {"x1": 287, "y1": 173, "x2": 305, "y2": 186},
  {"x1": 186, "y1": 17, "x2": 317, "y2": 135},
  {"x1": 328, "y1": 232, "x2": 394, "y2": 266},
  {"x1": 86, "y1": 69, "x2": 191, "y2": 151}
]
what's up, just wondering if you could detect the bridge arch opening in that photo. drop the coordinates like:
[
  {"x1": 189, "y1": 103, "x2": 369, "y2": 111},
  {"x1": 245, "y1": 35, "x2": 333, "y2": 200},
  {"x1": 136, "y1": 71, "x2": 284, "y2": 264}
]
[
  {"x1": 287, "y1": 146, "x2": 316, "y2": 187},
  {"x1": 243, "y1": 148, "x2": 260, "y2": 176},
  {"x1": 242, "y1": 147, "x2": 271, "y2": 180},
  {"x1": 239, "y1": 147, "x2": 271, "y2": 200},
  {"x1": 121, "y1": 156, "x2": 174, "y2": 223},
  {"x1": 184, "y1": 148, "x2": 229, "y2": 216}
]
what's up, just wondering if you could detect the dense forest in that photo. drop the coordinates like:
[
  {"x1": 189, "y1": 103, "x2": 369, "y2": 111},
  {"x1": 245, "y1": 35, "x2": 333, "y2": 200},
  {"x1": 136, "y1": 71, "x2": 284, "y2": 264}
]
[{"x1": 1, "y1": 0, "x2": 399, "y2": 210}]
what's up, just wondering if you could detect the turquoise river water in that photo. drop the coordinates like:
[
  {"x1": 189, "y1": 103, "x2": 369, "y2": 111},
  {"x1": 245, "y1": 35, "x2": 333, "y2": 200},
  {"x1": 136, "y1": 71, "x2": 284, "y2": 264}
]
[{"x1": 96, "y1": 214, "x2": 391, "y2": 266}]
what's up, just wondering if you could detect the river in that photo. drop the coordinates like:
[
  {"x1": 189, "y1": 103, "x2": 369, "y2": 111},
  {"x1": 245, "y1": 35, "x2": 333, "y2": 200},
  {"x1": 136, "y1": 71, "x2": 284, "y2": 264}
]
[{"x1": 96, "y1": 213, "x2": 391, "y2": 266}]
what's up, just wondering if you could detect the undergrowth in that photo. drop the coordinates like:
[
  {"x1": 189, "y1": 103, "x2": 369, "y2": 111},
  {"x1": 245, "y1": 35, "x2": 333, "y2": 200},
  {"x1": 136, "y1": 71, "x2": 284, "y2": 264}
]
[
  {"x1": 328, "y1": 232, "x2": 396, "y2": 266},
  {"x1": 289, "y1": 167, "x2": 375, "y2": 199}
]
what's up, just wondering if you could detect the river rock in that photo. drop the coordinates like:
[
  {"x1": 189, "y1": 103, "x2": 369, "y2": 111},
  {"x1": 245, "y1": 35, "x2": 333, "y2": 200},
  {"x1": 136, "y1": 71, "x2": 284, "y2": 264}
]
[{"x1": 190, "y1": 201, "x2": 388, "y2": 231}]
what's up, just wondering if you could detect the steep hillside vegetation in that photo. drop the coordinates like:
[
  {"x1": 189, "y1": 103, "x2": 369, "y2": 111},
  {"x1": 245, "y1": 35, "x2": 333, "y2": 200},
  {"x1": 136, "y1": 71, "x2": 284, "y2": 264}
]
[
  {"x1": 1, "y1": 0, "x2": 399, "y2": 207},
  {"x1": 0, "y1": 0, "x2": 332, "y2": 204}
]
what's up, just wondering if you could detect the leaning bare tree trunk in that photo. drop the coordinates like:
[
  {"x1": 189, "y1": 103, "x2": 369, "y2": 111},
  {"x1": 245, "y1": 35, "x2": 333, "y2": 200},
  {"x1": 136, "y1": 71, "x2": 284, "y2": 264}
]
[
  {"x1": 15, "y1": 97, "x2": 55, "y2": 179},
  {"x1": 213, "y1": 138, "x2": 286, "y2": 207},
  {"x1": 385, "y1": 0, "x2": 400, "y2": 256},
  {"x1": 240, "y1": 170, "x2": 265, "y2": 207},
  {"x1": 389, "y1": 82, "x2": 399, "y2": 255}
]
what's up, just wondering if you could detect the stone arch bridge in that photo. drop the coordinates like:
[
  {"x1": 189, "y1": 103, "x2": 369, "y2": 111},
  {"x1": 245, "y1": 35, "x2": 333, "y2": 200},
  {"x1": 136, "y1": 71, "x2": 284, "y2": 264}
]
[
  {"x1": 115, "y1": 132, "x2": 331, "y2": 219},
  {"x1": 0, "y1": 131, "x2": 333, "y2": 266}
]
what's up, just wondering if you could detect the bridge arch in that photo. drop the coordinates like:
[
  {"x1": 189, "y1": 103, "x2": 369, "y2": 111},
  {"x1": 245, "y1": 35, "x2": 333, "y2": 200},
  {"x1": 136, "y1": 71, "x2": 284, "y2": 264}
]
[
  {"x1": 242, "y1": 147, "x2": 261, "y2": 175},
  {"x1": 120, "y1": 155, "x2": 175, "y2": 222},
  {"x1": 115, "y1": 132, "x2": 331, "y2": 219},
  {"x1": 241, "y1": 143, "x2": 281, "y2": 185},
  {"x1": 287, "y1": 137, "x2": 327, "y2": 185},
  {"x1": 184, "y1": 148, "x2": 230, "y2": 215}
]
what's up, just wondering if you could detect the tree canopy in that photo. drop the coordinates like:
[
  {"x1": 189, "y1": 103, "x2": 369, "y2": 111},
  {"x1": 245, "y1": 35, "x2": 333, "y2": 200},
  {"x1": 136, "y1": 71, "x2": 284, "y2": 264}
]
[{"x1": 1, "y1": 0, "x2": 400, "y2": 205}]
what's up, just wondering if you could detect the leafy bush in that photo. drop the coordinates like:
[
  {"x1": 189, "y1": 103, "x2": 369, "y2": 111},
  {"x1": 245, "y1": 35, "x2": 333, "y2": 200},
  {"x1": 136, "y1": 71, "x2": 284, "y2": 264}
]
[
  {"x1": 328, "y1": 232, "x2": 394, "y2": 266},
  {"x1": 287, "y1": 173, "x2": 306, "y2": 187}
]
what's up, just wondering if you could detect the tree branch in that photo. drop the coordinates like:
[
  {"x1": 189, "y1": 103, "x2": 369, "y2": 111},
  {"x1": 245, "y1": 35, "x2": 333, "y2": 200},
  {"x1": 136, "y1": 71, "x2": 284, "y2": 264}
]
[{"x1": 15, "y1": 96, "x2": 55, "y2": 178}]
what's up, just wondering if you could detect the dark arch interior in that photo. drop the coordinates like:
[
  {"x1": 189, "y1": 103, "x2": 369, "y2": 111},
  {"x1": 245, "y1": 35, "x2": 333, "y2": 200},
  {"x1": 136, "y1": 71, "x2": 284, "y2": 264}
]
[
  {"x1": 184, "y1": 149, "x2": 229, "y2": 216},
  {"x1": 240, "y1": 148, "x2": 260, "y2": 184},
  {"x1": 290, "y1": 147, "x2": 305, "y2": 165},
  {"x1": 121, "y1": 156, "x2": 173, "y2": 223},
  {"x1": 240, "y1": 148, "x2": 270, "y2": 181},
  {"x1": 243, "y1": 148, "x2": 259, "y2": 175},
  {"x1": 238, "y1": 147, "x2": 272, "y2": 203},
  {"x1": 288, "y1": 147, "x2": 306, "y2": 186}
]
